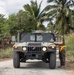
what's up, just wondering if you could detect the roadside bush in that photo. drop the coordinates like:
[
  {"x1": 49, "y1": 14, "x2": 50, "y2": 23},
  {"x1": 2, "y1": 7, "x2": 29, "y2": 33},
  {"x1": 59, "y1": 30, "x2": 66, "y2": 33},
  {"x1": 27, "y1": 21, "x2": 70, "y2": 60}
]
[
  {"x1": 0, "y1": 47, "x2": 13, "y2": 59},
  {"x1": 65, "y1": 33, "x2": 74, "y2": 61}
]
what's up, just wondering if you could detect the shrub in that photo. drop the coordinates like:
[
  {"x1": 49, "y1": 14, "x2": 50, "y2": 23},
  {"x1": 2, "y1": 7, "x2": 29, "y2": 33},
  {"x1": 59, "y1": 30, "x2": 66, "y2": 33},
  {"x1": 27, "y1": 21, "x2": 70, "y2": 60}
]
[
  {"x1": 65, "y1": 33, "x2": 74, "y2": 61},
  {"x1": 0, "y1": 47, "x2": 13, "y2": 59}
]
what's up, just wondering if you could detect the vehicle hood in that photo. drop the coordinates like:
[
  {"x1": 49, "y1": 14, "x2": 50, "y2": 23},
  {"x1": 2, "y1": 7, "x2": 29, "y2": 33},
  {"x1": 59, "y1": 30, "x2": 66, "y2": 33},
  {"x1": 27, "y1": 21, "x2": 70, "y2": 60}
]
[{"x1": 14, "y1": 42, "x2": 55, "y2": 47}]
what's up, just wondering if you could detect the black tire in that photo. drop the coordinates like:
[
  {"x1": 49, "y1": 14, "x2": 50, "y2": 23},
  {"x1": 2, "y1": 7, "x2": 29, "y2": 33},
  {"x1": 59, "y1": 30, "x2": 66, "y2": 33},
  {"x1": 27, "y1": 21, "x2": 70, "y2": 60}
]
[
  {"x1": 59, "y1": 50, "x2": 65, "y2": 66},
  {"x1": 49, "y1": 52, "x2": 56, "y2": 69},
  {"x1": 13, "y1": 51, "x2": 20, "y2": 68}
]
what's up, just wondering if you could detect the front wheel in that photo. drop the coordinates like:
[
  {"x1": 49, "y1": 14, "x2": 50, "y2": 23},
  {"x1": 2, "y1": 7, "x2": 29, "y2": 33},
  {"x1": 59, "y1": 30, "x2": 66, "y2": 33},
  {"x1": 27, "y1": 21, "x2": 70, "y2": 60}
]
[
  {"x1": 49, "y1": 52, "x2": 56, "y2": 69},
  {"x1": 13, "y1": 51, "x2": 20, "y2": 68}
]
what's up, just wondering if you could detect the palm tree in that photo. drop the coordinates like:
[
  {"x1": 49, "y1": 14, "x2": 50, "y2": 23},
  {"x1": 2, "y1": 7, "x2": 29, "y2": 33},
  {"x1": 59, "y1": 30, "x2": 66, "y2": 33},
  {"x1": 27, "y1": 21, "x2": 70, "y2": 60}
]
[
  {"x1": 45, "y1": 0, "x2": 74, "y2": 34},
  {"x1": 45, "y1": 0, "x2": 74, "y2": 66},
  {"x1": 23, "y1": 0, "x2": 49, "y2": 31}
]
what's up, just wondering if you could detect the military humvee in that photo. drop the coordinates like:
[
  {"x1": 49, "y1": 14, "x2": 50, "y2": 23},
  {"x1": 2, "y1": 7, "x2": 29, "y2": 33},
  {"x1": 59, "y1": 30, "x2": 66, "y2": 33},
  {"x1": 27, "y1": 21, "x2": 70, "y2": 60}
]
[{"x1": 13, "y1": 30, "x2": 56, "y2": 69}]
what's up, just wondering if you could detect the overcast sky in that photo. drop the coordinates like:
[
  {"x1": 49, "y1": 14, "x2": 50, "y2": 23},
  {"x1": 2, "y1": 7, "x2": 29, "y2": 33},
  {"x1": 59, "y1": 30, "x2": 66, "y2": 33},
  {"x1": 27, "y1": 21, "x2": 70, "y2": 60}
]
[{"x1": 0, "y1": 0, "x2": 47, "y2": 18}]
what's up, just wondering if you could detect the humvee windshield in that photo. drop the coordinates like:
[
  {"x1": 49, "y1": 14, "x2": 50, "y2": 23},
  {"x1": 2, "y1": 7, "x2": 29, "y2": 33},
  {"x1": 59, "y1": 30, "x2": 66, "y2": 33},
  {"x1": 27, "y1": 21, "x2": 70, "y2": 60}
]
[{"x1": 20, "y1": 33, "x2": 55, "y2": 42}]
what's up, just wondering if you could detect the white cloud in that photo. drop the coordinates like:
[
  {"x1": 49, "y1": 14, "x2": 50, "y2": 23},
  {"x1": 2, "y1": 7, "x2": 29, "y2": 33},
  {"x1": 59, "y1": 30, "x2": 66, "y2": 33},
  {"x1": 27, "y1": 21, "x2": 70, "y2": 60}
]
[
  {"x1": 0, "y1": 0, "x2": 47, "y2": 18},
  {"x1": 0, "y1": 7, "x2": 6, "y2": 14},
  {"x1": 0, "y1": 1, "x2": 5, "y2": 6}
]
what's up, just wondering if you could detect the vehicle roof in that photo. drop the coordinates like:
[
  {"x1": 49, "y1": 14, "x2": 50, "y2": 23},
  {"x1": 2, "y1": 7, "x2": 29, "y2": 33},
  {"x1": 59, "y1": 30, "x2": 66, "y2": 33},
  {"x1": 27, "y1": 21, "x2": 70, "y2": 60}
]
[{"x1": 32, "y1": 30, "x2": 53, "y2": 34}]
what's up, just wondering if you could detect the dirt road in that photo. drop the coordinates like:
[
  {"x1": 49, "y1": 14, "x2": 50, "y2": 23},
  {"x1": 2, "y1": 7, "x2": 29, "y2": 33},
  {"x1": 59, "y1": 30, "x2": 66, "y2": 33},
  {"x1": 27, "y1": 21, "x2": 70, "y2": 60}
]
[{"x1": 0, "y1": 59, "x2": 70, "y2": 75}]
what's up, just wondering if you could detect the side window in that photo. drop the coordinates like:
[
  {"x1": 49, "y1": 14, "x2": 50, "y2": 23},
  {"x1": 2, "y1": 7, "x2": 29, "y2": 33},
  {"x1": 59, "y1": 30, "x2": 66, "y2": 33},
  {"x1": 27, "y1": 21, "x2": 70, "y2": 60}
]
[
  {"x1": 52, "y1": 34, "x2": 56, "y2": 41},
  {"x1": 21, "y1": 33, "x2": 31, "y2": 42}
]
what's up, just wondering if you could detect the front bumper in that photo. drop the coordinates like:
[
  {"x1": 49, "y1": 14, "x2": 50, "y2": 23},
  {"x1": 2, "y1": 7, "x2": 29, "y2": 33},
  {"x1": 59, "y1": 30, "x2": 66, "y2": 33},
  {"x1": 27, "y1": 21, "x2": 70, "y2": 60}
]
[
  {"x1": 13, "y1": 46, "x2": 56, "y2": 59},
  {"x1": 25, "y1": 50, "x2": 56, "y2": 59}
]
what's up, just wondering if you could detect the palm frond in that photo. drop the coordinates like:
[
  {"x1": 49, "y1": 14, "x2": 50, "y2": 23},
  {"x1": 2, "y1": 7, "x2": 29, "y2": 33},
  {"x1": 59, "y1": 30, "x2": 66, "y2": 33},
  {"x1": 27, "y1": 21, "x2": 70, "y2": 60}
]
[
  {"x1": 30, "y1": 0, "x2": 38, "y2": 17},
  {"x1": 65, "y1": 0, "x2": 71, "y2": 6},
  {"x1": 39, "y1": 4, "x2": 58, "y2": 18},
  {"x1": 55, "y1": 0, "x2": 61, "y2": 4},
  {"x1": 47, "y1": 9, "x2": 57, "y2": 17},
  {"x1": 23, "y1": 4, "x2": 34, "y2": 16},
  {"x1": 65, "y1": 0, "x2": 74, "y2": 7},
  {"x1": 47, "y1": 0, "x2": 54, "y2": 3},
  {"x1": 43, "y1": 5, "x2": 58, "y2": 11},
  {"x1": 38, "y1": 0, "x2": 43, "y2": 17}
]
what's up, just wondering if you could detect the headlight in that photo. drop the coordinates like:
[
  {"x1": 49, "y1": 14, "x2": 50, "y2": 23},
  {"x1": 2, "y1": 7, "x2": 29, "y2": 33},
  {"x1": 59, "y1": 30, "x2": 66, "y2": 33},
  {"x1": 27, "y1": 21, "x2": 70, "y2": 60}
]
[
  {"x1": 23, "y1": 47, "x2": 27, "y2": 51},
  {"x1": 42, "y1": 47, "x2": 47, "y2": 51}
]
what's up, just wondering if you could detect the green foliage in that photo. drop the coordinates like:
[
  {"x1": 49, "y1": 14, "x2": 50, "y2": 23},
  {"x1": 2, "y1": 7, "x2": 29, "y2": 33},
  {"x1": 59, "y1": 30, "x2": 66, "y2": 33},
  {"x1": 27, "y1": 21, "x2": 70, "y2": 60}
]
[
  {"x1": 17, "y1": 10, "x2": 36, "y2": 33},
  {"x1": 0, "y1": 14, "x2": 5, "y2": 35},
  {"x1": 65, "y1": 34, "x2": 74, "y2": 60},
  {"x1": 0, "y1": 47, "x2": 13, "y2": 58},
  {"x1": 0, "y1": 14, "x2": 10, "y2": 40},
  {"x1": 23, "y1": 0, "x2": 47, "y2": 30},
  {"x1": 0, "y1": 0, "x2": 74, "y2": 42},
  {"x1": 47, "y1": 0, "x2": 74, "y2": 34},
  {"x1": 47, "y1": 21, "x2": 55, "y2": 32},
  {"x1": 6, "y1": 0, "x2": 47, "y2": 35},
  {"x1": 7, "y1": 14, "x2": 19, "y2": 35},
  {"x1": 0, "y1": 0, "x2": 47, "y2": 39}
]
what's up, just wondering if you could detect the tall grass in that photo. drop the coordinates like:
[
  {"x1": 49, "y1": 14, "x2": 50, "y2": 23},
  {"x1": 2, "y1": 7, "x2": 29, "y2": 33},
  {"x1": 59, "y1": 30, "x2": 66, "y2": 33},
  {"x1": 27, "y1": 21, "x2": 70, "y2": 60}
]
[
  {"x1": 0, "y1": 47, "x2": 13, "y2": 59},
  {"x1": 65, "y1": 33, "x2": 74, "y2": 61}
]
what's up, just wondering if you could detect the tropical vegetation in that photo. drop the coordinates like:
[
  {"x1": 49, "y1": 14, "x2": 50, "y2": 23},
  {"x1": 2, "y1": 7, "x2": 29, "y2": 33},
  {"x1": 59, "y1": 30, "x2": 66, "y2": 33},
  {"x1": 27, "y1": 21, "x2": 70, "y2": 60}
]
[
  {"x1": 46, "y1": 0, "x2": 74, "y2": 34},
  {"x1": 0, "y1": 0, "x2": 74, "y2": 46}
]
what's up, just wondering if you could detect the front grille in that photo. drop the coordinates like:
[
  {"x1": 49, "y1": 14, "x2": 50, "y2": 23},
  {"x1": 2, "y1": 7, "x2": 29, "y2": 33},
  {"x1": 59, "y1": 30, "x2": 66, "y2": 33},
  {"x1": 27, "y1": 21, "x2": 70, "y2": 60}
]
[
  {"x1": 27, "y1": 47, "x2": 42, "y2": 52},
  {"x1": 28, "y1": 43, "x2": 41, "y2": 46}
]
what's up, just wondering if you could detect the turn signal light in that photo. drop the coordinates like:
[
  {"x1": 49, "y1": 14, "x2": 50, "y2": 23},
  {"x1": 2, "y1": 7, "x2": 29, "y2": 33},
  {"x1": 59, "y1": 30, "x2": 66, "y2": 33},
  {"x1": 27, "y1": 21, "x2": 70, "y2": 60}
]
[
  {"x1": 13, "y1": 45, "x2": 18, "y2": 49},
  {"x1": 52, "y1": 46, "x2": 55, "y2": 49}
]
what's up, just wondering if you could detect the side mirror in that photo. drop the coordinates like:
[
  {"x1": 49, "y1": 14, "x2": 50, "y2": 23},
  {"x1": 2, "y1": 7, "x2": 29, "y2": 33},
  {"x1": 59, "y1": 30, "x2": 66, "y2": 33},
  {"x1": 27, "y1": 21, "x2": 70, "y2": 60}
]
[{"x1": 12, "y1": 36, "x2": 16, "y2": 42}]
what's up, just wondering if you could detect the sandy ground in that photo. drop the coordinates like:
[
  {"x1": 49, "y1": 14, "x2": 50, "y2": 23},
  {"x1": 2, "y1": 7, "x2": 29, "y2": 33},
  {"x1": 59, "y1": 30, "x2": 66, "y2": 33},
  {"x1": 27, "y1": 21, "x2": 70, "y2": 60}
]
[
  {"x1": 64, "y1": 61, "x2": 74, "y2": 75},
  {"x1": 0, "y1": 59, "x2": 70, "y2": 75},
  {"x1": 0, "y1": 50, "x2": 74, "y2": 75}
]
